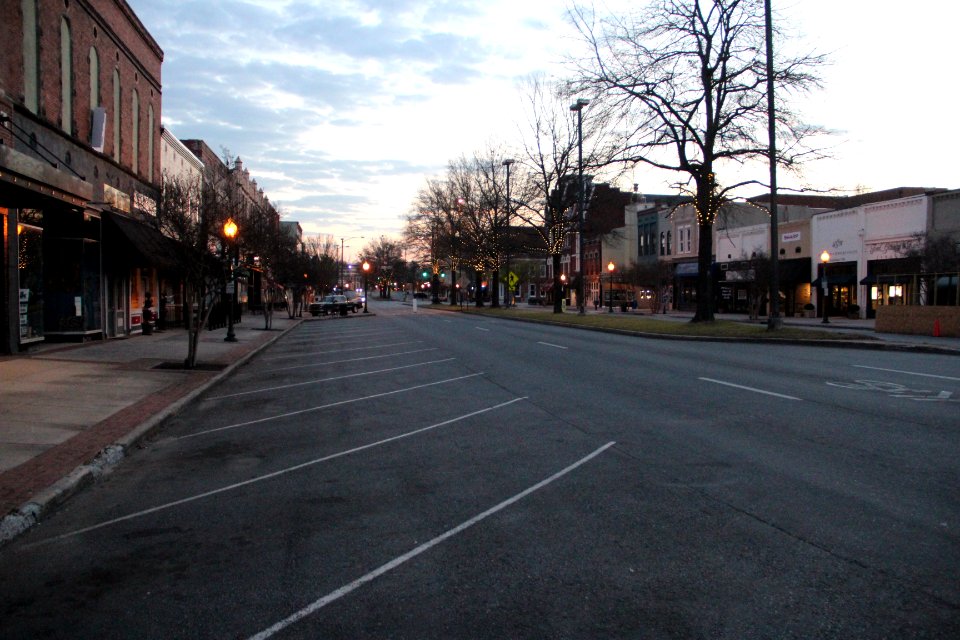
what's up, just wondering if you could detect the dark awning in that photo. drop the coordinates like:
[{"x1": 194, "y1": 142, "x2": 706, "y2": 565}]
[
  {"x1": 859, "y1": 274, "x2": 911, "y2": 285},
  {"x1": 103, "y1": 211, "x2": 182, "y2": 271},
  {"x1": 811, "y1": 274, "x2": 857, "y2": 287}
]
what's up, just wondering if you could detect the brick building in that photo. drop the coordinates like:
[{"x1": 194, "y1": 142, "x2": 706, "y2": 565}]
[{"x1": 1, "y1": 0, "x2": 166, "y2": 351}]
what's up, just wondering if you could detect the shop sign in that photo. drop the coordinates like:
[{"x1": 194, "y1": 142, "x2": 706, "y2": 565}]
[
  {"x1": 103, "y1": 184, "x2": 131, "y2": 213},
  {"x1": 782, "y1": 231, "x2": 801, "y2": 243}
]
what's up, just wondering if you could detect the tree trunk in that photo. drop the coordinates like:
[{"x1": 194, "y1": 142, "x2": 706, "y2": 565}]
[
  {"x1": 491, "y1": 270, "x2": 501, "y2": 307},
  {"x1": 474, "y1": 269, "x2": 484, "y2": 307},
  {"x1": 184, "y1": 282, "x2": 198, "y2": 369},
  {"x1": 552, "y1": 254, "x2": 563, "y2": 314},
  {"x1": 693, "y1": 220, "x2": 715, "y2": 322}
]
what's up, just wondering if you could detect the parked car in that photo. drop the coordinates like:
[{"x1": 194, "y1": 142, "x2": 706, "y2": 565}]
[
  {"x1": 309, "y1": 295, "x2": 349, "y2": 316},
  {"x1": 344, "y1": 291, "x2": 364, "y2": 312}
]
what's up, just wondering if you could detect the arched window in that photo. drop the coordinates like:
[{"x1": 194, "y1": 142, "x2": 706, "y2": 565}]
[
  {"x1": 666, "y1": 230, "x2": 672, "y2": 256},
  {"x1": 21, "y1": 0, "x2": 39, "y2": 113},
  {"x1": 131, "y1": 89, "x2": 139, "y2": 174},
  {"x1": 112, "y1": 69, "x2": 121, "y2": 160},
  {"x1": 60, "y1": 17, "x2": 73, "y2": 134},
  {"x1": 88, "y1": 47, "x2": 99, "y2": 109},
  {"x1": 660, "y1": 232, "x2": 665, "y2": 257},
  {"x1": 147, "y1": 104, "x2": 155, "y2": 182}
]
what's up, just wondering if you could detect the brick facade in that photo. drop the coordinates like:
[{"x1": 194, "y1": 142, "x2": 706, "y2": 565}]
[{"x1": 1, "y1": 0, "x2": 163, "y2": 187}]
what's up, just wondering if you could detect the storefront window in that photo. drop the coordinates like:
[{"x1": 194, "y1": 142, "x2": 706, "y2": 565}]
[
  {"x1": 18, "y1": 217, "x2": 44, "y2": 342},
  {"x1": 44, "y1": 212, "x2": 102, "y2": 334}
]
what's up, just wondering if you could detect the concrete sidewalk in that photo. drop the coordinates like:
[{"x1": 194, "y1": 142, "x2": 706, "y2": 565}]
[{"x1": 0, "y1": 314, "x2": 303, "y2": 544}]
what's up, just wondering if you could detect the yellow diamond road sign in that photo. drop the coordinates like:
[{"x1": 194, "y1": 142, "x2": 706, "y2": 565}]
[{"x1": 508, "y1": 271, "x2": 519, "y2": 287}]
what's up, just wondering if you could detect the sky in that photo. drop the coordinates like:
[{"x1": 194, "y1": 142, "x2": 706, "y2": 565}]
[{"x1": 126, "y1": 0, "x2": 960, "y2": 260}]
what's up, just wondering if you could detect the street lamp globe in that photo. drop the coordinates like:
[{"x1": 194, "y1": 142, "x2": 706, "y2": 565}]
[
  {"x1": 223, "y1": 218, "x2": 238, "y2": 239},
  {"x1": 820, "y1": 250, "x2": 830, "y2": 264}
]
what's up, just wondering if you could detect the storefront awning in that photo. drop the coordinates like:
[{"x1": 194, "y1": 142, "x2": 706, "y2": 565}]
[
  {"x1": 860, "y1": 274, "x2": 912, "y2": 285},
  {"x1": 811, "y1": 274, "x2": 857, "y2": 286},
  {"x1": 103, "y1": 211, "x2": 182, "y2": 271}
]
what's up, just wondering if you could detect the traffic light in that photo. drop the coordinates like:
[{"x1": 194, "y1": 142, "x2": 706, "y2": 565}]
[{"x1": 422, "y1": 270, "x2": 429, "y2": 279}]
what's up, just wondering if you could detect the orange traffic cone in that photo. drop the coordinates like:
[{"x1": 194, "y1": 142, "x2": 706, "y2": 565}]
[{"x1": 933, "y1": 319, "x2": 941, "y2": 338}]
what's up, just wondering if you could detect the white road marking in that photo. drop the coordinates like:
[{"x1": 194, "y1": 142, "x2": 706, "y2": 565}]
[
  {"x1": 537, "y1": 341, "x2": 568, "y2": 350},
  {"x1": 27, "y1": 395, "x2": 520, "y2": 547},
  {"x1": 181, "y1": 372, "x2": 483, "y2": 440},
  {"x1": 260, "y1": 341, "x2": 421, "y2": 362},
  {"x1": 699, "y1": 377, "x2": 801, "y2": 401},
  {"x1": 246, "y1": 441, "x2": 618, "y2": 640},
  {"x1": 853, "y1": 365, "x2": 960, "y2": 382},
  {"x1": 476, "y1": 327, "x2": 490, "y2": 332},
  {"x1": 264, "y1": 348, "x2": 438, "y2": 373},
  {"x1": 301, "y1": 328, "x2": 386, "y2": 339},
  {"x1": 208, "y1": 358, "x2": 455, "y2": 400}
]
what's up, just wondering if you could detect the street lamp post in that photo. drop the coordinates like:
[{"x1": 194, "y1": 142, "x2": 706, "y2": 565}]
[
  {"x1": 502, "y1": 158, "x2": 515, "y2": 307},
  {"x1": 362, "y1": 261, "x2": 371, "y2": 313},
  {"x1": 607, "y1": 261, "x2": 615, "y2": 313},
  {"x1": 560, "y1": 272, "x2": 567, "y2": 308},
  {"x1": 223, "y1": 217, "x2": 239, "y2": 342},
  {"x1": 451, "y1": 198, "x2": 464, "y2": 307},
  {"x1": 820, "y1": 250, "x2": 831, "y2": 324},
  {"x1": 765, "y1": 0, "x2": 782, "y2": 331},
  {"x1": 570, "y1": 98, "x2": 589, "y2": 315}
]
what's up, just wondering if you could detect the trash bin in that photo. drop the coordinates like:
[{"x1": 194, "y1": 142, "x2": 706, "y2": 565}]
[{"x1": 620, "y1": 302, "x2": 628, "y2": 313}]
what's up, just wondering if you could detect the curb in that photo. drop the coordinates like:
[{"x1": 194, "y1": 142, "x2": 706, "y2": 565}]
[{"x1": 0, "y1": 320, "x2": 303, "y2": 548}]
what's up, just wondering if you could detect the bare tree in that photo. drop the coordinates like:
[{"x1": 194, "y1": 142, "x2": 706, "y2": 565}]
[
  {"x1": 156, "y1": 169, "x2": 230, "y2": 368},
  {"x1": 407, "y1": 176, "x2": 460, "y2": 302},
  {"x1": 570, "y1": 0, "x2": 826, "y2": 321},
  {"x1": 360, "y1": 236, "x2": 404, "y2": 299},
  {"x1": 303, "y1": 235, "x2": 339, "y2": 296},
  {"x1": 513, "y1": 76, "x2": 588, "y2": 314}
]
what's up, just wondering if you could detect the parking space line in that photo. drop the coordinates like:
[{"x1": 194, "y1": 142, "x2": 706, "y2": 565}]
[
  {"x1": 246, "y1": 441, "x2": 617, "y2": 640},
  {"x1": 26, "y1": 394, "x2": 520, "y2": 549},
  {"x1": 181, "y1": 372, "x2": 484, "y2": 440},
  {"x1": 699, "y1": 377, "x2": 801, "y2": 401},
  {"x1": 264, "y1": 349, "x2": 439, "y2": 373},
  {"x1": 260, "y1": 341, "x2": 422, "y2": 362},
  {"x1": 853, "y1": 365, "x2": 960, "y2": 382},
  {"x1": 208, "y1": 358, "x2": 456, "y2": 400},
  {"x1": 537, "y1": 341, "x2": 568, "y2": 350}
]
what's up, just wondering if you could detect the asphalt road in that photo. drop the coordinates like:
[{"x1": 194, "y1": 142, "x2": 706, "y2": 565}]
[{"x1": 2, "y1": 300, "x2": 958, "y2": 639}]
